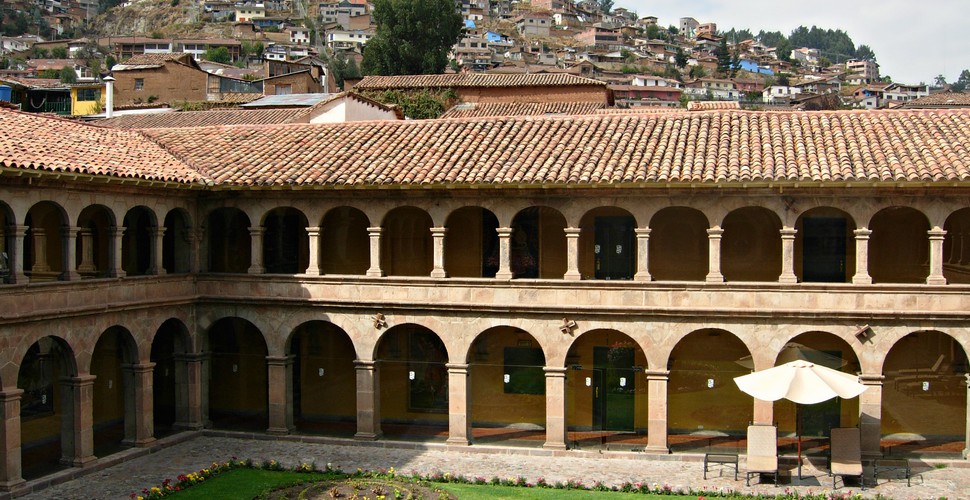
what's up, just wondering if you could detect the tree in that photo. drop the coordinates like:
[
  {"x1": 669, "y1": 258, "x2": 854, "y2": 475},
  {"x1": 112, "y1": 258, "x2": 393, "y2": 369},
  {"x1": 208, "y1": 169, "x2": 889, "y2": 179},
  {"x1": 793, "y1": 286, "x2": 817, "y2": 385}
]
[
  {"x1": 645, "y1": 24, "x2": 660, "y2": 40},
  {"x1": 689, "y1": 64, "x2": 706, "y2": 79},
  {"x1": 855, "y1": 44, "x2": 876, "y2": 62},
  {"x1": 935, "y1": 74, "x2": 948, "y2": 87},
  {"x1": 361, "y1": 0, "x2": 462, "y2": 75},
  {"x1": 953, "y1": 70, "x2": 970, "y2": 92},
  {"x1": 715, "y1": 38, "x2": 731, "y2": 75},
  {"x1": 51, "y1": 47, "x2": 67, "y2": 59},
  {"x1": 60, "y1": 66, "x2": 78, "y2": 84},
  {"x1": 204, "y1": 46, "x2": 232, "y2": 64},
  {"x1": 597, "y1": 0, "x2": 613, "y2": 14},
  {"x1": 775, "y1": 38, "x2": 792, "y2": 62},
  {"x1": 674, "y1": 48, "x2": 688, "y2": 69},
  {"x1": 667, "y1": 26, "x2": 678, "y2": 36}
]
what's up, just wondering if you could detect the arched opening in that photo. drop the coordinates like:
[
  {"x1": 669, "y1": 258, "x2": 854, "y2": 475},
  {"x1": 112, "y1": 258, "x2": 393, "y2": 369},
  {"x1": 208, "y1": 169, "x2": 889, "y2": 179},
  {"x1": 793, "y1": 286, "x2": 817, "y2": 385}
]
[
  {"x1": 162, "y1": 209, "x2": 192, "y2": 274},
  {"x1": 320, "y1": 207, "x2": 370, "y2": 275},
  {"x1": 381, "y1": 207, "x2": 433, "y2": 276},
  {"x1": 375, "y1": 324, "x2": 448, "y2": 441},
  {"x1": 122, "y1": 206, "x2": 156, "y2": 276},
  {"x1": 263, "y1": 207, "x2": 309, "y2": 274},
  {"x1": 75, "y1": 205, "x2": 113, "y2": 278},
  {"x1": 0, "y1": 201, "x2": 15, "y2": 283},
  {"x1": 151, "y1": 319, "x2": 191, "y2": 437},
  {"x1": 565, "y1": 330, "x2": 647, "y2": 451},
  {"x1": 510, "y1": 206, "x2": 566, "y2": 279},
  {"x1": 869, "y1": 207, "x2": 929, "y2": 283},
  {"x1": 24, "y1": 201, "x2": 67, "y2": 282},
  {"x1": 882, "y1": 331, "x2": 967, "y2": 457},
  {"x1": 579, "y1": 207, "x2": 636, "y2": 280},
  {"x1": 722, "y1": 207, "x2": 782, "y2": 282},
  {"x1": 206, "y1": 208, "x2": 251, "y2": 273},
  {"x1": 288, "y1": 321, "x2": 357, "y2": 436},
  {"x1": 91, "y1": 326, "x2": 138, "y2": 457},
  {"x1": 467, "y1": 327, "x2": 545, "y2": 445},
  {"x1": 18, "y1": 336, "x2": 77, "y2": 479},
  {"x1": 668, "y1": 329, "x2": 751, "y2": 453},
  {"x1": 649, "y1": 207, "x2": 708, "y2": 281},
  {"x1": 795, "y1": 208, "x2": 855, "y2": 283},
  {"x1": 943, "y1": 208, "x2": 970, "y2": 284},
  {"x1": 444, "y1": 207, "x2": 499, "y2": 278},
  {"x1": 206, "y1": 318, "x2": 268, "y2": 430}
]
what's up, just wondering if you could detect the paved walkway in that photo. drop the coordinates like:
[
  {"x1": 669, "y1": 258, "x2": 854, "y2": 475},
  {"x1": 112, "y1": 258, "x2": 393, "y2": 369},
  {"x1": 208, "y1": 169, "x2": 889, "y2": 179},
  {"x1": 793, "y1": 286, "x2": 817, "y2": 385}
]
[{"x1": 11, "y1": 432, "x2": 970, "y2": 500}]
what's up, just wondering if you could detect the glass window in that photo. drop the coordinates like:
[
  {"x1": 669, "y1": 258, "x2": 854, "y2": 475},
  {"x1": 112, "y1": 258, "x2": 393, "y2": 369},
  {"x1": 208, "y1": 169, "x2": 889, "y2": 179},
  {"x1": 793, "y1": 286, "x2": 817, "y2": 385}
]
[
  {"x1": 135, "y1": 79, "x2": 144, "y2": 91},
  {"x1": 77, "y1": 88, "x2": 100, "y2": 102}
]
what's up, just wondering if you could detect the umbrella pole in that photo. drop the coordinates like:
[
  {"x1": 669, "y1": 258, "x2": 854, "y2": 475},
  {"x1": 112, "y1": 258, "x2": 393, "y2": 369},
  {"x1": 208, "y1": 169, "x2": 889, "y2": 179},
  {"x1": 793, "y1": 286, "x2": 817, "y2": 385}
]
[{"x1": 796, "y1": 404, "x2": 802, "y2": 480}]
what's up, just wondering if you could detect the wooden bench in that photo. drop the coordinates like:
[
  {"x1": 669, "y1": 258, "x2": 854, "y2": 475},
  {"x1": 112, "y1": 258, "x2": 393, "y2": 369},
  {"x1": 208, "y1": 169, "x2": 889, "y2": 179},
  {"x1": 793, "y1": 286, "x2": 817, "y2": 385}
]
[
  {"x1": 703, "y1": 452, "x2": 739, "y2": 480},
  {"x1": 874, "y1": 458, "x2": 911, "y2": 486}
]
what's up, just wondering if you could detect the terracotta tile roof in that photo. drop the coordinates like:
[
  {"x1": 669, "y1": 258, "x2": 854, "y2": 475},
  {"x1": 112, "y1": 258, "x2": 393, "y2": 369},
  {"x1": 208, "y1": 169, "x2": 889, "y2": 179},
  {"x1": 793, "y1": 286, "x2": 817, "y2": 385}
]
[
  {"x1": 139, "y1": 109, "x2": 970, "y2": 187},
  {"x1": 594, "y1": 107, "x2": 684, "y2": 114},
  {"x1": 94, "y1": 108, "x2": 310, "y2": 129},
  {"x1": 902, "y1": 92, "x2": 970, "y2": 109},
  {"x1": 687, "y1": 101, "x2": 741, "y2": 111},
  {"x1": 114, "y1": 53, "x2": 194, "y2": 69},
  {"x1": 439, "y1": 101, "x2": 605, "y2": 118},
  {"x1": 0, "y1": 77, "x2": 67, "y2": 89},
  {"x1": 354, "y1": 73, "x2": 607, "y2": 90},
  {"x1": 0, "y1": 108, "x2": 203, "y2": 183}
]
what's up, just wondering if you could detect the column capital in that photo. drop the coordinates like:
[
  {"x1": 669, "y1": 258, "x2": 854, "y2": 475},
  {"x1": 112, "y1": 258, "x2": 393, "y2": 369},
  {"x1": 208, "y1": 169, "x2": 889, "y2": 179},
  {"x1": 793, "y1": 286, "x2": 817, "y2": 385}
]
[
  {"x1": 305, "y1": 226, "x2": 322, "y2": 236},
  {"x1": 858, "y1": 373, "x2": 884, "y2": 385},
  {"x1": 266, "y1": 355, "x2": 296, "y2": 366},
  {"x1": 366, "y1": 226, "x2": 383, "y2": 235},
  {"x1": 928, "y1": 227, "x2": 947, "y2": 239},
  {"x1": 446, "y1": 363, "x2": 469, "y2": 374},
  {"x1": 152, "y1": 226, "x2": 167, "y2": 237},
  {"x1": 644, "y1": 369, "x2": 670, "y2": 379},
  {"x1": 430, "y1": 227, "x2": 448, "y2": 236},
  {"x1": 635, "y1": 227, "x2": 652, "y2": 237},
  {"x1": 706, "y1": 227, "x2": 724, "y2": 237},
  {"x1": 60, "y1": 374, "x2": 97, "y2": 386},
  {"x1": 354, "y1": 359, "x2": 378, "y2": 370},
  {"x1": 496, "y1": 227, "x2": 513, "y2": 237},
  {"x1": 122, "y1": 362, "x2": 156, "y2": 374},
  {"x1": 248, "y1": 227, "x2": 264, "y2": 236},
  {"x1": 0, "y1": 388, "x2": 24, "y2": 401},
  {"x1": 563, "y1": 227, "x2": 581, "y2": 237},
  {"x1": 173, "y1": 352, "x2": 208, "y2": 363},
  {"x1": 853, "y1": 228, "x2": 872, "y2": 238},
  {"x1": 780, "y1": 227, "x2": 798, "y2": 238},
  {"x1": 543, "y1": 366, "x2": 568, "y2": 377}
]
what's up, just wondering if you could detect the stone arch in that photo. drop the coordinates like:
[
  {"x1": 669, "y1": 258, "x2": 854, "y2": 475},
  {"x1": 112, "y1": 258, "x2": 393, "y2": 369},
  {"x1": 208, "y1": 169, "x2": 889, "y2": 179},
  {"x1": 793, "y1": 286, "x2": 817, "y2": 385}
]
[
  {"x1": 90, "y1": 326, "x2": 139, "y2": 457},
  {"x1": 262, "y1": 206, "x2": 309, "y2": 274},
  {"x1": 794, "y1": 207, "x2": 856, "y2": 283},
  {"x1": 510, "y1": 206, "x2": 566, "y2": 279},
  {"x1": 649, "y1": 207, "x2": 709, "y2": 281},
  {"x1": 319, "y1": 206, "x2": 370, "y2": 275},
  {"x1": 121, "y1": 206, "x2": 158, "y2": 277},
  {"x1": 205, "y1": 317, "x2": 268, "y2": 430},
  {"x1": 381, "y1": 207, "x2": 433, "y2": 277},
  {"x1": 578, "y1": 207, "x2": 636, "y2": 280},
  {"x1": 374, "y1": 324, "x2": 449, "y2": 439},
  {"x1": 162, "y1": 208, "x2": 193, "y2": 274},
  {"x1": 943, "y1": 207, "x2": 970, "y2": 284},
  {"x1": 722, "y1": 206, "x2": 782, "y2": 282},
  {"x1": 18, "y1": 335, "x2": 78, "y2": 479},
  {"x1": 444, "y1": 206, "x2": 500, "y2": 278},
  {"x1": 286, "y1": 321, "x2": 358, "y2": 435},
  {"x1": 76, "y1": 204, "x2": 115, "y2": 279},
  {"x1": 151, "y1": 318, "x2": 192, "y2": 437},
  {"x1": 24, "y1": 200, "x2": 69, "y2": 281},
  {"x1": 206, "y1": 207, "x2": 251, "y2": 273},
  {"x1": 869, "y1": 206, "x2": 929, "y2": 284},
  {"x1": 0, "y1": 200, "x2": 15, "y2": 283}
]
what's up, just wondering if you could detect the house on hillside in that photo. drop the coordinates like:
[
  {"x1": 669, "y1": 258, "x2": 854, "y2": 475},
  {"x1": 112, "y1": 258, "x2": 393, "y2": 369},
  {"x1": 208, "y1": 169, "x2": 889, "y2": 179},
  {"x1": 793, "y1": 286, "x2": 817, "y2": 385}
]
[{"x1": 110, "y1": 53, "x2": 262, "y2": 106}]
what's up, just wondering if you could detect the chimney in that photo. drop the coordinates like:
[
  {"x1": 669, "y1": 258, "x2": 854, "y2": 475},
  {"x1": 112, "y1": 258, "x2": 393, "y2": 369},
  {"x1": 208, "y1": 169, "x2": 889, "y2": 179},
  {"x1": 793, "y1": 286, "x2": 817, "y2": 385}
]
[{"x1": 103, "y1": 76, "x2": 115, "y2": 118}]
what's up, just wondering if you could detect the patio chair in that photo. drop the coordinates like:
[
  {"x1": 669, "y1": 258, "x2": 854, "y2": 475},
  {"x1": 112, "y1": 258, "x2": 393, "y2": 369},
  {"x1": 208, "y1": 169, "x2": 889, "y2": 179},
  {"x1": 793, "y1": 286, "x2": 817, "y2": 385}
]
[
  {"x1": 829, "y1": 427, "x2": 865, "y2": 489},
  {"x1": 745, "y1": 424, "x2": 779, "y2": 486}
]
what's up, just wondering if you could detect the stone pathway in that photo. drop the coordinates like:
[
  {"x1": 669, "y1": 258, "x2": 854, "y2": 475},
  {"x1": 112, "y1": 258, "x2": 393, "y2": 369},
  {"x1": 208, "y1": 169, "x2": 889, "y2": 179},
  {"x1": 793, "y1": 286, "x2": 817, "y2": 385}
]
[{"x1": 11, "y1": 432, "x2": 970, "y2": 500}]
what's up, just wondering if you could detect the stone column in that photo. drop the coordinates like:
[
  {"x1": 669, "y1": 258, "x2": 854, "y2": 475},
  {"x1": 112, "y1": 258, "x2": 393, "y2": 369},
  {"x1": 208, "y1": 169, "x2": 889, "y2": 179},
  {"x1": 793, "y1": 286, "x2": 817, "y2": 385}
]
[
  {"x1": 852, "y1": 228, "x2": 872, "y2": 284},
  {"x1": 266, "y1": 356, "x2": 294, "y2": 435},
  {"x1": 634, "y1": 228, "x2": 652, "y2": 281},
  {"x1": 62, "y1": 226, "x2": 80, "y2": 281},
  {"x1": 446, "y1": 363, "x2": 470, "y2": 446},
  {"x1": 10, "y1": 225, "x2": 28, "y2": 283},
  {"x1": 123, "y1": 363, "x2": 156, "y2": 446},
  {"x1": 543, "y1": 367, "x2": 568, "y2": 450},
  {"x1": 705, "y1": 227, "x2": 724, "y2": 282},
  {"x1": 189, "y1": 228, "x2": 202, "y2": 274},
  {"x1": 563, "y1": 227, "x2": 581, "y2": 280},
  {"x1": 645, "y1": 370, "x2": 669, "y2": 454},
  {"x1": 150, "y1": 226, "x2": 166, "y2": 275},
  {"x1": 964, "y1": 373, "x2": 970, "y2": 459},
  {"x1": 858, "y1": 374, "x2": 883, "y2": 459},
  {"x1": 779, "y1": 227, "x2": 798, "y2": 283},
  {"x1": 30, "y1": 227, "x2": 50, "y2": 273},
  {"x1": 753, "y1": 399, "x2": 773, "y2": 426},
  {"x1": 366, "y1": 227, "x2": 383, "y2": 277},
  {"x1": 927, "y1": 227, "x2": 947, "y2": 285},
  {"x1": 305, "y1": 226, "x2": 322, "y2": 275},
  {"x1": 60, "y1": 375, "x2": 96, "y2": 467},
  {"x1": 173, "y1": 353, "x2": 205, "y2": 430},
  {"x1": 77, "y1": 229, "x2": 96, "y2": 274},
  {"x1": 248, "y1": 227, "x2": 264, "y2": 274},
  {"x1": 430, "y1": 227, "x2": 447, "y2": 278},
  {"x1": 354, "y1": 360, "x2": 381, "y2": 440},
  {"x1": 0, "y1": 389, "x2": 25, "y2": 491},
  {"x1": 110, "y1": 226, "x2": 126, "y2": 278},
  {"x1": 495, "y1": 227, "x2": 513, "y2": 279}
]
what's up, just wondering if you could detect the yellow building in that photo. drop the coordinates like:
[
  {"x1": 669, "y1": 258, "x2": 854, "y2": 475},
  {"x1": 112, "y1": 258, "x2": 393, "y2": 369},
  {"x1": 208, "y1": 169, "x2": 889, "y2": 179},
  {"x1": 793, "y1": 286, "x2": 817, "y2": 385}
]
[{"x1": 69, "y1": 83, "x2": 104, "y2": 116}]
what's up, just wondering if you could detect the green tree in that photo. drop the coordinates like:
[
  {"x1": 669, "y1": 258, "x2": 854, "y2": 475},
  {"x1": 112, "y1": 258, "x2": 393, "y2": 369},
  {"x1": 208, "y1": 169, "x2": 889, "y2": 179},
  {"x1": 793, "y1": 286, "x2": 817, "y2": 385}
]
[
  {"x1": 855, "y1": 44, "x2": 876, "y2": 62},
  {"x1": 597, "y1": 0, "x2": 613, "y2": 14},
  {"x1": 668, "y1": 26, "x2": 678, "y2": 36},
  {"x1": 715, "y1": 38, "x2": 731, "y2": 75},
  {"x1": 934, "y1": 74, "x2": 948, "y2": 87},
  {"x1": 361, "y1": 0, "x2": 462, "y2": 75},
  {"x1": 51, "y1": 47, "x2": 67, "y2": 59},
  {"x1": 645, "y1": 24, "x2": 660, "y2": 40},
  {"x1": 953, "y1": 69, "x2": 970, "y2": 92},
  {"x1": 60, "y1": 66, "x2": 78, "y2": 84},
  {"x1": 674, "y1": 48, "x2": 688, "y2": 69},
  {"x1": 688, "y1": 64, "x2": 706, "y2": 79},
  {"x1": 204, "y1": 46, "x2": 232, "y2": 64}
]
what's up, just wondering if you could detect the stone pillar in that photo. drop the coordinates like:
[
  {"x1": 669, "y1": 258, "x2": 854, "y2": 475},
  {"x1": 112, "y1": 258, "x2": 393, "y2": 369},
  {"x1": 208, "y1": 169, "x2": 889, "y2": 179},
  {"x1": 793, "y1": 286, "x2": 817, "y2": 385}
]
[
  {"x1": 123, "y1": 363, "x2": 156, "y2": 446},
  {"x1": 0, "y1": 389, "x2": 25, "y2": 491},
  {"x1": 110, "y1": 226, "x2": 126, "y2": 278},
  {"x1": 173, "y1": 353, "x2": 205, "y2": 430},
  {"x1": 543, "y1": 367, "x2": 568, "y2": 450},
  {"x1": 366, "y1": 227, "x2": 383, "y2": 277},
  {"x1": 305, "y1": 226, "x2": 322, "y2": 275},
  {"x1": 60, "y1": 375, "x2": 96, "y2": 467},
  {"x1": 563, "y1": 227, "x2": 581, "y2": 280},
  {"x1": 634, "y1": 228, "x2": 652, "y2": 281},
  {"x1": 62, "y1": 226, "x2": 80, "y2": 281},
  {"x1": 30, "y1": 227, "x2": 50, "y2": 273},
  {"x1": 927, "y1": 227, "x2": 947, "y2": 285},
  {"x1": 431, "y1": 227, "x2": 447, "y2": 278},
  {"x1": 964, "y1": 373, "x2": 970, "y2": 459},
  {"x1": 354, "y1": 360, "x2": 381, "y2": 440},
  {"x1": 150, "y1": 226, "x2": 166, "y2": 275},
  {"x1": 753, "y1": 400, "x2": 773, "y2": 426},
  {"x1": 495, "y1": 227, "x2": 513, "y2": 279},
  {"x1": 248, "y1": 227, "x2": 264, "y2": 274},
  {"x1": 446, "y1": 363, "x2": 470, "y2": 446},
  {"x1": 266, "y1": 356, "x2": 294, "y2": 435},
  {"x1": 9, "y1": 225, "x2": 27, "y2": 283},
  {"x1": 779, "y1": 227, "x2": 798, "y2": 283},
  {"x1": 705, "y1": 227, "x2": 724, "y2": 282},
  {"x1": 77, "y1": 229, "x2": 96, "y2": 273},
  {"x1": 645, "y1": 370, "x2": 668, "y2": 454},
  {"x1": 852, "y1": 228, "x2": 872, "y2": 284},
  {"x1": 858, "y1": 374, "x2": 883, "y2": 459},
  {"x1": 189, "y1": 228, "x2": 202, "y2": 274}
]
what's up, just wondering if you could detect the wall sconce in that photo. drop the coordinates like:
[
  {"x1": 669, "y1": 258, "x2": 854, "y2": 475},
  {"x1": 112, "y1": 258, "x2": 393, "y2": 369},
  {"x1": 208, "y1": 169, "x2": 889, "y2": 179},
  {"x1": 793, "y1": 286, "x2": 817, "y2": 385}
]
[
  {"x1": 503, "y1": 374, "x2": 510, "y2": 383},
  {"x1": 373, "y1": 313, "x2": 387, "y2": 330},
  {"x1": 922, "y1": 381, "x2": 930, "y2": 392},
  {"x1": 707, "y1": 378, "x2": 715, "y2": 388},
  {"x1": 318, "y1": 368, "x2": 325, "y2": 377},
  {"x1": 560, "y1": 318, "x2": 577, "y2": 335},
  {"x1": 854, "y1": 324, "x2": 873, "y2": 342}
]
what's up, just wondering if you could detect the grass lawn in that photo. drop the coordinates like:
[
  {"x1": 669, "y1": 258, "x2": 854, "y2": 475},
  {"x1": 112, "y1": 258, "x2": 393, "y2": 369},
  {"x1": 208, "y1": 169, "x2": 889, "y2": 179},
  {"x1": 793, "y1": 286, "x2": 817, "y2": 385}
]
[
  {"x1": 163, "y1": 468, "x2": 333, "y2": 499},
  {"x1": 436, "y1": 483, "x2": 706, "y2": 499}
]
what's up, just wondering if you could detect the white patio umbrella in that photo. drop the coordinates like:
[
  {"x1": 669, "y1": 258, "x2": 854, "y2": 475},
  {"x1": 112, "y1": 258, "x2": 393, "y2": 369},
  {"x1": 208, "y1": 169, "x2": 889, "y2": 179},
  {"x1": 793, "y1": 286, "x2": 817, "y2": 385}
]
[
  {"x1": 735, "y1": 342, "x2": 847, "y2": 371},
  {"x1": 733, "y1": 360, "x2": 868, "y2": 479}
]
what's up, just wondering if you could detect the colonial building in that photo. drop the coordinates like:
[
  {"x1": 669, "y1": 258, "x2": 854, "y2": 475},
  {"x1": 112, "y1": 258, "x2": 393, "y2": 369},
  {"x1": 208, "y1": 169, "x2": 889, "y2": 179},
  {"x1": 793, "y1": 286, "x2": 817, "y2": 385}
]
[{"x1": 0, "y1": 105, "x2": 969, "y2": 493}]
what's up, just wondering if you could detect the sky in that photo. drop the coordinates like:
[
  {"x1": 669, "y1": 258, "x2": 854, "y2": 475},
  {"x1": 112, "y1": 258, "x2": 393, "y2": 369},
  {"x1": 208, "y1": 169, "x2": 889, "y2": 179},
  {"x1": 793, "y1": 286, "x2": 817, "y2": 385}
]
[{"x1": 613, "y1": 0, "x2": 970, "y2": 85}]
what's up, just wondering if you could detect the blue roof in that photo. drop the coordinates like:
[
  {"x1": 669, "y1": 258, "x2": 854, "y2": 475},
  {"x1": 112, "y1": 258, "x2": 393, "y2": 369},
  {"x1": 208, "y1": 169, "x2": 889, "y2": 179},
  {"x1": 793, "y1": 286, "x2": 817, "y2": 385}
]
[{"x1": 465, "y1": 19, "x2": 476, "y2": 28}]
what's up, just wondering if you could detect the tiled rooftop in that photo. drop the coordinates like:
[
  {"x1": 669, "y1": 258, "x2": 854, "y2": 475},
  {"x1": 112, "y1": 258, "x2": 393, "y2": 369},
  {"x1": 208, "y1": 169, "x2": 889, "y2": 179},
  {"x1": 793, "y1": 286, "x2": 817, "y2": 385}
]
[
  {"x1": 95, "y1": 108, "x2": 309, "y2": 129},
  {"x1": 440, "y1": 102, "x2": 605, "y2": 118},
  {"x1": 354, "y1": 73, "x2": 607, "y2": 89},
  {"x1": 903, "y1": 91, "x2": 970, "y2": 108}
]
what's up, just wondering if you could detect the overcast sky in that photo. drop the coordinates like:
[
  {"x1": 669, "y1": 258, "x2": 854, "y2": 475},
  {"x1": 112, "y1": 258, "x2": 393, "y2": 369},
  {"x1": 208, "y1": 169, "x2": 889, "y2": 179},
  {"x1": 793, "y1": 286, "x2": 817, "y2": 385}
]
[{"x1": 613, "y1": 0, "x2": 970, "y2": 85}]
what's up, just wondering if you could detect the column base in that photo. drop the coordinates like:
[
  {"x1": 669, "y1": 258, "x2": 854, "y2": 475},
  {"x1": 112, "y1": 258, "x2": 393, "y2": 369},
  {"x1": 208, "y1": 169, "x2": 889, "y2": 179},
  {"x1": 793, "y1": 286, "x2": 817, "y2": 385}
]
[
  {"x1": 123, "y1": 437, "x2": 157, "y2": 448},
  {"x1": 61, "y1": 455, "x2": 97, "y2": 468},
  {"x1": 644, "y1": 445, "x2": 670, "y2": 454},
  {"x1": 173, "y1": 422, "x2": 205, "y2": 432},
  {"x1": 266, "y1": 427, "x2": 293, "y2": 436},
  {"x1": 112, "y1": 270, "x2": 127, "y2": 278},
  {"x1": 926, "y1": 276, "x2": 947, "y2": 285},
  {"x1": 563, "y1": 271, "x2": 581, "y2": 281},
  {"x1": 445, "y1": 437, "x2": 470, "y2": 446},
  {"x1": 0, "y1": 478, "x2": 26, "y2": 492},
  {"x1": 354, "y1": 432, "x2": 381, "y2": 441},
  {"x1": 778, "y1": 274, "x2": 798, "y2": 284},
  {"x1": 366, "y1": 269, "x2": 383, "y2": 277},
  {"x1": 705, "y1": 273, "x2": 724, "y2": 282},
  {"x1": 62, "y1": 270, "x2": 81, "y2": 281},
  {"x1": 542, "y1": 442, "x2": 567, "y2": 451},
  {"x1": 430, "y1": 269, "x2": 447, "y2": 278},
  {"x1": 304, "y1": 267, "x2": 322, "y2": 276},
  {"x1": 495, "y1": 271, "x2": 512, "y2": 280},
  {"x1": 633, "y1": 272, "x2": 652, "y2": 282},
  {"x1": 247, "y1": 266, "x2": 265, "y2": 274},
  {"x1": 852, "y1": 275, "x2": 872, "y2": 284},
  {"x1": 962, "y1": 448, "x2": 969, "y2": 459}
]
